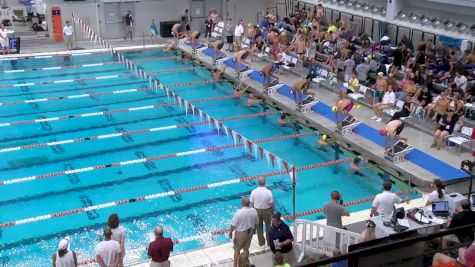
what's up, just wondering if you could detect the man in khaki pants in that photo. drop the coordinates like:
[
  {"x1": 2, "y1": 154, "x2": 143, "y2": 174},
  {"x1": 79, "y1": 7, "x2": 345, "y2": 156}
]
[
  {"x1": 250, "y1": 176, "x2": 274, "y2": 247},
  {"x1": 229, "y1": 197, "x2": 258, "y2": 267}
]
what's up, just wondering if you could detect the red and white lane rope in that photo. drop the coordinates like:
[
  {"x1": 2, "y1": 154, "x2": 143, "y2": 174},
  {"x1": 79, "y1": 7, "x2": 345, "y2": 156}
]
[
  {"x1": 0, "y1": 156, "x2": 347, "y2": 229},
  {"x1": 0, "y1": 111, "x2": 274, "y2": 153},
  {"x1": 0, "y1": 56, "x2": 177, "y2": 74},
  {"x1": 0, "y1": 132, "x2": 314, "y2": 186},
  {"x1": 0, "y1": 51, "x2": 109, "y2": 61},
  {"x1": 147, "y1": 67, "x2": 196, "y2": 75},
  {"x1": 0, "y1": 94, "x2": 232, "y2": 128},
  {"x1": 76, "y1": 188, "x2": 407, "y2": 266},
  {"x1": 0, "y1": 80, "x2": 215, "y2": 107},
  {"x1": 0, "y1": 73, "x2": 135, "y2": 88}
]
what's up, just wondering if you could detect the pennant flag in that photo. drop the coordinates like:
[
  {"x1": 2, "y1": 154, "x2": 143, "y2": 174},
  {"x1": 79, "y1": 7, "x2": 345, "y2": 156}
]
[
  {"x1": 246, "y1": 141, "x2": 253, "y2": 155},
  {"x1": 241, "y1": 137, "x2": 248, "y2": 153},
  {"x1": 264, "y1": 150, "x2": 270, "y2": 165},
  {"x1": 258, "y1": 147, "x2": 264, "y2": 160},
  {"x1": 276, "y1": 156, "x2": 282, "y2": 170},
  {"x1": 231, "y1": 130, "x2": 238, "y2": 144},
  {"x1": 252, "y1": 143, "x2": 258, "y2": 158},
  {"x1": 269, "y1": 154, "x2": 276, "y2": 168}
]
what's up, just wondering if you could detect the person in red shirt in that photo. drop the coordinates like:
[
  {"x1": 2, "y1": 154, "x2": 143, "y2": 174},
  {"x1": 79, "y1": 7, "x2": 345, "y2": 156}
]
[{"x1": 148, "y1": 226, "x2": 174, "y2": 267}]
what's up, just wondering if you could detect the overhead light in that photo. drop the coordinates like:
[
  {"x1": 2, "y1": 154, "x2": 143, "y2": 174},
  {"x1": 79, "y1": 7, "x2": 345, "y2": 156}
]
[
  {"x1": 443, "y1": 19, "x2": 455, "y2": 31},
  {"x1": 338, "y1": 0, "x2": 347, "y2": 6},
  {"x1": 456, "y1": 22, "x2": 469, "y2": 33},
  {"x1": 371, "y1": 5, "x2": 379, "y2": 14},
  {"x1": 420, "y1": 15, "x2": 430, "y2": 26},
  {"x1": 397, "y1": 11, "x2": 408, "y2": 21},
  {"x1": 362, "y1": 3, "x2": 371, "y2": 12},
  {"x1": 346, "y1": 1, "x2": 355, "y2": 8},
  {"x1": 354, "y1": 2, "x2": 362, "y2": 9},
  {"x1": 331, "y1": 0, "x2": 338, "y2": 4},
  {"x1": 380, "y1": 7, "x2": 386, "y2": 16},
  {"x1": 409, "y1": 13, "x2": 419, "y2": 23},
  {"x1": 431, "y1": 17, "x2": 442, "y2": 28}
]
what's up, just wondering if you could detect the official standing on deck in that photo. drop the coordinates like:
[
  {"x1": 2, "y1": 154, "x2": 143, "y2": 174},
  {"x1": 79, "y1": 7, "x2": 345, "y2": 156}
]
[
  {"x1": 250, "y1": 176, "x2": 274, "y2": 247},
  {"x1": 229, "y1": 197, "x2": 258, "y2": 267}
]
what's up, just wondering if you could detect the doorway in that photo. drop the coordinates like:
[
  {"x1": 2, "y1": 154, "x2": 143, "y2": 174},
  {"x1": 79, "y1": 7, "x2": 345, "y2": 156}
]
[{"x1": 103, "y1": 2, "x2": 135, "y2": 39}]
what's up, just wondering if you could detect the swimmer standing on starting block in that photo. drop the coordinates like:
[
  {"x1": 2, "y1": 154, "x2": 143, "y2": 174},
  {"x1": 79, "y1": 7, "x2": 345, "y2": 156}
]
[
  {"x1": 261, "y1": 63, "x2": 280, "y2": 92},
  {"x1": 233, "y1": 49, "x2": 251, "y2": 76},
  {"x1": 291, "y1": 79, "x2": 313, "y2": 107},
  {"x1": 350, "y1": 156, "x2": 371, "y2": 176},
  {"x1": 210, "y1": 39, "x2": 224, "y2": 64},
  {"x1": 190, "y1": 31, "x2": 201, "y2": 54},
  {"x1": 379, "y1": 119, "x2": 408, "y2": 154},
  {"x1": 332, "y1": 95, "x2": 359, "y2": 128},
  {"x1": 171, "y1": 23, "x2": 186, "y2": 42}
]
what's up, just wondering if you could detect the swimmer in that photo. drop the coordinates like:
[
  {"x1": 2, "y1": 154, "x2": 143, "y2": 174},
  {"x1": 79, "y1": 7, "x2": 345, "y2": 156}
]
[
  {"x1": 233, "y1": 83, "x2": 249, "y2": 98},
  {"x1": 317, "y1": 134, "x2": 331, "y2": 151},
  {"x1": 350, "y1": 156, "x2": 371, "y2": 176},
  {"x1": 171, "y1": 23, "x2": 186, "y2": 42},
  {"x1": 162, "y1": 43, "x2": 175, "y2": 53},
  {"x1": 292, "y1": 79, "x2": 313, "y2": 107},
  {"x1": 278, "y1": 113, "x2": 290, "y2": 125},
  {"x1": 261, "y1": 63, "x2": 280, "y2": 91},
  {"x1": 210, "y1": 39, "x2": 224, "y2": 64},
  {"x1": 233, "y1": 49, "x2": 251, "y2": 76},
  {"x1": 190, "y1": 31, "x2": 201, "y2": 54},
  {"x1": 333, "y1": 97, "x2": 357, "y2": 128},
  {"x1": 379, "y1": 119, "x2": 408, "y2": 154},
  {"x1": 213, "y1": 68, "x2": 224, "y2": 82},
  {"x1": 247, "y1": 93, "x2": 262, "y2": 106}
]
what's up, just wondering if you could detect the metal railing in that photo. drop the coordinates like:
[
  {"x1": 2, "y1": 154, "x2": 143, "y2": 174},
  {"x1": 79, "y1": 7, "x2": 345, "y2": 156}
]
[{"x1": 293, "y1": 219, "x2": 361, "y2": 263}]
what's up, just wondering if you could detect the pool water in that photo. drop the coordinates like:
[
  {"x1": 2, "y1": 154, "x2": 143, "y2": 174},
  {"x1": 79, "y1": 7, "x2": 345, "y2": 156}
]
[{"x1": 0, "y1": 49, "x2": 415, "y2": 266}]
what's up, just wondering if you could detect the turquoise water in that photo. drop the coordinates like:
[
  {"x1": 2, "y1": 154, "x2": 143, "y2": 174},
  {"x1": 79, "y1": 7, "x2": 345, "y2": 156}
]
[{"x1": 0, "y1": 49, "x2": 415, "y2": 266}]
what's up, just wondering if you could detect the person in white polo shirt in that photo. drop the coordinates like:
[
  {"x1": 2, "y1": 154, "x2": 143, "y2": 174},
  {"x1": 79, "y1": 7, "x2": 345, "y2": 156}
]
[
  {"x1": 63, "y1": 21, "x2": 74, "y2": 50},
  {"x1": 370, "y1": 181, "x2": 409, "y2": 217},
  {"x1": 229, "y1": 197, "x2": 258, "y2": 267},
  {"x1": 234, "y1": 19, "x2": 244, "y2": 51},
  {"x1": 250, "y1": 176, "x2": 274, "y2": 247}
]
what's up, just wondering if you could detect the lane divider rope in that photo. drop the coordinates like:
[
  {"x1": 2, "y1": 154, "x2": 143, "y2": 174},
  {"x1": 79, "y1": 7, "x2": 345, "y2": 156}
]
[
  {"x1": 0, "y1": 73, "x2": 135, "y2": 88},
  {"x1": 76, "y1": 188, "x2": 407, "y2": 266},
  {"x1": 0, "y1": 111, "x2": 275, "y2": 153},
  {"x1": 0, "y1": 80, "x2": 215, "y2": 107},
  {"x1": 0, "y1": 56, "x2": 177, "y2": 74},
  {"x1": 0, "y1": 155, "x2": 347, "y2": 228},
  {"x1": 0, "y1": 131, "x2": 315, "y2": 186},
  {"x1": 0, "y1": 94, "x2": 232, "y2": 127}
]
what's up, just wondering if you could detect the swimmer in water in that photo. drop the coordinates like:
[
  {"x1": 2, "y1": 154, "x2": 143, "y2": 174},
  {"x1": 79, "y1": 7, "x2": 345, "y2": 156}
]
[
  {"x1": 247, "y1": 93, "x2": 262, "y2": 106},
  {"x1": 292, "y1": 79, "x2": 313, "y2": 107},
  {"x1": 379, "y1": 119, "x2": 408, "y2": 154},
  {"x1": 317, "y1": 134, "x2": 331, "y2": 151},
  {"x1": 333, "y1": 96, "x2": 358, "y2": 128},
  {"x1": 190, "y1": 31, "x2": 201, "y2": 54},
  {"x1": 171, "y1": 23, "x2": 186, "y2": 42},
  {"x1": 261, "y1": 63, "x2": 280, "y2": 92},
  {"x1": 350, "y1": 156, "x2": 371, "y2": 176},
  {"x1": 277, "y1": 113, "x2": 290, "y2": 125},
  {"x1": 233, "y1": 83, "x2": 249, "y2": 98},
  {"x1": 213, "y1": 68, "x2": 224, "y2": 82},
  {"x1": 162, "y1": 43, "x2": 175, "y2": 53}
]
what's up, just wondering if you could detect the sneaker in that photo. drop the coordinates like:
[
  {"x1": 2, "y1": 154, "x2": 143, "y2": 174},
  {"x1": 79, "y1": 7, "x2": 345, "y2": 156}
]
[
  {"x1": 430, "y1": 144, "x2": 436, "y2": 148},
  {"x1": 376, "y1": 117, "x2": 382, "y2": 122},
  {"x1": 371, "y1": 115, "x2": 378, "y2": 120}
]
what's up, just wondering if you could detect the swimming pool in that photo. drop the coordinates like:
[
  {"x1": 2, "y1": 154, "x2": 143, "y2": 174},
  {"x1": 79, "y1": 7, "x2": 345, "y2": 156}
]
[{"x1": 0, "y1": 48, "x2": 415, "y2": 266}]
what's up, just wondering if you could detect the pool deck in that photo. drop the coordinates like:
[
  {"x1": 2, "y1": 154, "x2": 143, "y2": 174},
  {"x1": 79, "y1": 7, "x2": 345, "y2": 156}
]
[{"x1": 176, "y1": 44, "x2": 471, "y2": 191}]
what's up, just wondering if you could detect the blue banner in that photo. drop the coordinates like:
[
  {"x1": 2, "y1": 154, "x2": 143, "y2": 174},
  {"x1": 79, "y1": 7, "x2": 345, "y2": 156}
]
[{"x1": 438, "y1": 35, "x2": 462, "y2": 48}]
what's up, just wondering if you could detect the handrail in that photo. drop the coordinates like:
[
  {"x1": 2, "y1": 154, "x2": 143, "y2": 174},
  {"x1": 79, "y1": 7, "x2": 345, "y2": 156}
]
[{"x1": 300, "y1": 221, "x2": 475, "y2": 266}]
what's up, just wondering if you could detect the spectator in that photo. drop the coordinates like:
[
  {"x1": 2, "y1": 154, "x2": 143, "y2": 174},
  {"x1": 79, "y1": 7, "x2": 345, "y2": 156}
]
[
  {"x1": 426, "y1": 179, "x2": 449, "y2": 206},
  {"x1": 426, "y1": 91, "x2": 449, "y2": 123},
  {"x1": 0, "y1": 24, "x2": 9, "y2": 55},
  {"x1": 331, "y1": 248, "x2": 348, "y2": 267},
  {"x1": 371, "y1": 85, "x2": 395, "y2": 122},
  {"x1": 355, "y1": 57, "x2": 370, "y2": 85},
  {"x1": 454, "y1": 72, "x2": 468, "y2": 92},
  {"x1": 269, "y1": 213, "x2": 295, "y2": 265},
  {"x1": 123, "y1": 10, "x2": 134, "y2": 40},
  {"x1": 370, "y1": 180, "x2": 409, "y2": 217},
  {"x1": 431, "y1": 109, "x2": 460, "y2": 150},
  {"x1": 250, "y1": 176, "x2": 274, "y2": 247},
  {"x1": 234, "y1": 19, "x2": 245, "y2": 51},
  {"x1": 95, "y1": 226, "x2": 121, "y2": 267},
  {"x1": 224, "y1": 18, "x2": 234, "y2": 52},
  {"x1": 432, "y1": 245, "x2": 475, "y2": 267},
  {"x1": 108, "y1": 213, "x2": 125, "y2": 267},
  {"x1": 345, "y1": 73, "x2": 359, "y2": 97},
  {"x1": 148, "y1": 226, "x2": 174, "y2": 267},
  {"x1": 368, "y1": 72, "x2": 388, "y2": 105},
  {"x1": 266, "y1": 10, "x2": 277, "y2": 28},
  {"x1": 273, "y1": 251, "x2": 290, "y2": 267},
  {"x1": 63, "y1": 21, "x2": 74, "y2": 50},
  {"x1": 390, "y1": 94, "x2": 413, "y2": 121},
  {"x1": 358, "y1": 220, "x2": 376, "y2": 243},
  {"x1": 462, "y1": 49, "x2": 475, "y2": 65},
  {"x1": 446, "y1": 199, "x2": 475, "y2": 245},
  {"x1": 343, "y1": 54, "x2": 355, "y2": 82},
  {"x1": 323, "y1": 191, "x2": 350, "y2": 228},
  {"x1": 205, "y1": 15, "x2": 213, "y2": 39},
  {"x1": 229, "y1": 197, "x2": 258, "y2": 267},
  {"x1": 53, "y1": 237, "x2": 78, "y2": 267},
  {"x1": 150, "y1": 19, "x2": 159, "y2": 42}
]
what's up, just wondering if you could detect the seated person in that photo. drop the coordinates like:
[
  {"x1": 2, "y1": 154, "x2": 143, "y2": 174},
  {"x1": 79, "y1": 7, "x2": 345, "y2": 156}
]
[
  {"x1": 358, "y1": 220, "x2": 376, "y2": 243},
  {"x1": 379, "y1": 119, "x2": 408, "y2": 154},
  {"x1": 390, "y1": 94, "x2": 413, "y2": 121},
  {"x1": 432, "y1": 245, "x2": 475, "y2": 267},
  {"x1": 446, "y1": 199, "x2": 475, "y2": 244},
  {"x1": 341, "y1": 72, "x2": 359, "y2": 99},
  {"x1": 431, "y1": 109, "x2": 461, "y2": 150},
  {"x1": 426, "y1": 179, "x2": 449, "y2": 206},
  {"x1": 371, "y1": 85, "x2": 395, "y2": 122}
]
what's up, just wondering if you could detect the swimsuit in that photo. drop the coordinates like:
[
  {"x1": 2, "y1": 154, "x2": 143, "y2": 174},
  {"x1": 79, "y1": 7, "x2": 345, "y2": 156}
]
[
  {"x1": 395, "y1": 123, "x2": 404, "y2": 135},
  {"x1": 343, "y1": 101, "x2": 354, "y2": 113}
]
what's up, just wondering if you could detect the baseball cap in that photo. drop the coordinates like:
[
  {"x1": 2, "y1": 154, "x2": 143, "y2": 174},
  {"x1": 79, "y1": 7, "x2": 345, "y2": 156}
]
[
  {"x1": 377, "y1": 72, "x2": 384, "y2": 77},
  {"x1": 58, "y1": 238, "x2": 69, "y2": 250}
]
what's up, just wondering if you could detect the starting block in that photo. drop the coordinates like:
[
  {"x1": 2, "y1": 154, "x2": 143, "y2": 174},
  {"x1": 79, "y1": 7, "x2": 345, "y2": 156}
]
[
  {"x1": 237, "y1": 66, "x2": 253, "y2": 81},
  {"x1": 297, "y1": 96, "x2": 318, "y2": 113},
  {"x1": 384, "y1": 141, "x2": 414, "y2": 164},
  {"x1": 194, "y1": 46, "x2": 207, "y2": 56},
  {"x1": 177, "y1": 38, "x2": 188, "y2": 46},
  {"x1": 265, "y1": 80, "x2": 284, "y2": 95},
  {"x1": 337, "y1": 117, "x2": 361, "y2": 136},
  {"x1": 215, "y1": 56, "x2": 228, "y2": 68}
]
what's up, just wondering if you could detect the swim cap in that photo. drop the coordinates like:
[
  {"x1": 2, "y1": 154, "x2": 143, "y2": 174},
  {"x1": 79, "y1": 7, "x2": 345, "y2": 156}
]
[
  {"x1": 379, "y1": 129, "x2": 387, "y2": 136},
  {"x1": 322, "y1": 134, "x2": 328, "y2": 141},
  {"x1": 332, "y1": 106, "x2": 338, "y2": 112},
  {"x1": 355, "y1": 104, "x2": 361, "y2": 109},
  {"x1": 378, "y1": 72, "x2": 384, "y2": 77}
]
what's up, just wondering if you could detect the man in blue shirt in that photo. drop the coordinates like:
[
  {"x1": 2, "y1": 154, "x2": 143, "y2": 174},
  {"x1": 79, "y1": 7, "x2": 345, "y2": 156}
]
[{"x1": 269, "y1": 213, "x2": 294, "y2": 264}]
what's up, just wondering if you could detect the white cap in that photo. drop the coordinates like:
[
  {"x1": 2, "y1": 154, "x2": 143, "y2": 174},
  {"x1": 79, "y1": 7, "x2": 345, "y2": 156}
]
[{"x1": 58, "y1": 239, "x2": 69, "y2": 250}]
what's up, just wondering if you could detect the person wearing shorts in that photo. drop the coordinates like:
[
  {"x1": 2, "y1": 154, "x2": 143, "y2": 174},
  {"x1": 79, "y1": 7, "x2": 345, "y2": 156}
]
[
  {"x1": 334, "y1": 97, "x2": 355, "y2": 128},
  {"x1": 63, "y1": 21, "x2": 74, "y2": 50},
  {"x1": 379, "y1": 119, "x2": 407, "y2": 154}
]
